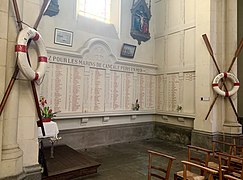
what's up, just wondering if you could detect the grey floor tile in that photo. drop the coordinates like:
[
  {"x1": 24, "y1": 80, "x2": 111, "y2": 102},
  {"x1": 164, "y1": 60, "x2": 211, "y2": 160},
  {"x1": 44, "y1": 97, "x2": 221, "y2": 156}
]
[{"x1": 77, "y1": 138, "x2": 188, "y2": 180}]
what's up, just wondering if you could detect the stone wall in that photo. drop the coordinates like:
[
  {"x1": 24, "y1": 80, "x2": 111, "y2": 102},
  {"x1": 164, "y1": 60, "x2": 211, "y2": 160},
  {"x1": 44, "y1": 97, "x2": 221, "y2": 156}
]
[{"x1": 49, "y1": 122, "x2": 154, "y2": 150}]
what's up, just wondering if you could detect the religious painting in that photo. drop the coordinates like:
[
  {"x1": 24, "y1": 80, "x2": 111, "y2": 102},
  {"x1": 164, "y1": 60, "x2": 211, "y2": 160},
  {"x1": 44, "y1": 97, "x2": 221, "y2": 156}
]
[
  {"x1": 130, "y1": 0, "x2": 151, "y2": 45},
  {"x1": 44, "y1": 0, "x2": 60, "y2": 17}
]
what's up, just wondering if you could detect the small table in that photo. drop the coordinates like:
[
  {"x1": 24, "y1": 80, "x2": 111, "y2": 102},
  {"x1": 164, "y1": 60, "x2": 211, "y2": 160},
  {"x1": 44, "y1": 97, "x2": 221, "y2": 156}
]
[{"x1": 38, "y1": 121, "x2": 61, "y2": 158}]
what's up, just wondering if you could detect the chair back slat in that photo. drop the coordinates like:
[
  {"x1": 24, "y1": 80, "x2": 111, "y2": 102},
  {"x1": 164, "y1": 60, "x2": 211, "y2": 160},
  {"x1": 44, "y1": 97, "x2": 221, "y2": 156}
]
[
  {"x1": 147, "y1": 149, "x2": 175, "y2": 180},
  {"x1": 217, "y1": 152, "x2": 243, "y2": 180}
]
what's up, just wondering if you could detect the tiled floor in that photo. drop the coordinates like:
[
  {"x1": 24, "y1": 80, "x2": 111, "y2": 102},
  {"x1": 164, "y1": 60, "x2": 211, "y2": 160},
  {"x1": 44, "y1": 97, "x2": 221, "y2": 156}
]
[{"x1": 77, "y1": 138, "x2": 189, "y2": 180}]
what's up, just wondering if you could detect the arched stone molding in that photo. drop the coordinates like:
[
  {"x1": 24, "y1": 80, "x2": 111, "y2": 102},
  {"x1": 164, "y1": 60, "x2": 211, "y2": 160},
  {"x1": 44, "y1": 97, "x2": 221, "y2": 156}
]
[{"x1": 78, "y1": 38, "x2": 117, "y2": 64}]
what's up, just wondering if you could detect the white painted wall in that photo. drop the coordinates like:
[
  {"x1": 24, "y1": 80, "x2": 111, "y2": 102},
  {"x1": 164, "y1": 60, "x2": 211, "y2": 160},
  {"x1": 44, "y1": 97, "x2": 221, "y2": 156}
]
[
  {"x1": 154, "y1": 0, "x2": 196, "y2": 124},
  {"x1": 154, "y1": 0, "x2": 240, "y2": 134},
  {"x1": 0, "y1": 0, "x2": 241, "y2": 178},
  {"x1": 0, "y1": 0, "x2": 156, "y2": 178},
  {"x1": 38, "y1": 0, "x2": 155, "y2": 64}
]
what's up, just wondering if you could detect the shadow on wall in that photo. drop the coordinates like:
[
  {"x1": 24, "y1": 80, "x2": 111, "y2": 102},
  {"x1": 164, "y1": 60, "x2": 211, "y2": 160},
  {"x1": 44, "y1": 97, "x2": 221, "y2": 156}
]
[
  {"x1": 239, "y1": 117, "x2": 243, "y2": 133},
  {"x1": 76, "y1": 16, "x2": 119, "y2": 39},
  {"x1": 154, "y1": 122, "x2": 192, "y2": 146}
]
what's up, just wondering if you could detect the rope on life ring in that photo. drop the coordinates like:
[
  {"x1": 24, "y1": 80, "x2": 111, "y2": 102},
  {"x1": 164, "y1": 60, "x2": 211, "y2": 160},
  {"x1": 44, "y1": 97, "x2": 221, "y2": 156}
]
[
  {"x1": 15, "y1": 27, "x2": 47, "y2": 81},
  {"x1": 212, "y1": 72, "x2": 240, "y2": 97}
]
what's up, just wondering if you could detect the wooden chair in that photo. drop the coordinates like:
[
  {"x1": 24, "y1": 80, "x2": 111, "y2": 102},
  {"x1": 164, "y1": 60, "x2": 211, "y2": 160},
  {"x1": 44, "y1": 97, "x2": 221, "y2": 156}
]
[
  {"x1": 217, "y1": 152, "x2": 243, "y2": 180},
  {"x1": 232, "y1": 136, "x2": 243, "y2": 157},
  {"x1": 208, "y1": 140, "x2": 236, "y2": 171},
  {"x1": 147, "y1": 149, "x2": 176, "y2": 180},
  {"x1": 207, "y1": 140, "x2": 242, "y2": 180},
  {"x1": 181, "y1": 160, "x2": 218, "y2": 180},
  {"x1": 212, "y1": 140, "x2": 235, "y2": 157},
  {"x1": 174, "y1": 145, "x2": 212, "y2": 180}
]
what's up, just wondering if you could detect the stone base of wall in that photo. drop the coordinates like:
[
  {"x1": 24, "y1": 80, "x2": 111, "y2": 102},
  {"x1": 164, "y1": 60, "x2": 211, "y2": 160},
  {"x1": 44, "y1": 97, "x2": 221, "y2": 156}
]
[
  {"x1": 0, "y1": 174, "x2": 24, "y2": 180},
  {"x1": 154, "y1": 122, "x2": 192, "y2": 145},
  {"x1": 50, "y1": 122, "x2": 154, "y2": 150},
  {"x1": 0, "y1": 164, "x2": 41, "y2": 180},
  {"x1": 191, "y1": 130, "x2": 243, "y2": 149},
  {"x1": 23, "y1": 164, "x2": 42, "y2": 180},
  {"x1": 191, "y1": 130, "x2": 214, "y2": 149},
  {"x1": 154, "y1": 122, "x2": 243, "y2": 148}
]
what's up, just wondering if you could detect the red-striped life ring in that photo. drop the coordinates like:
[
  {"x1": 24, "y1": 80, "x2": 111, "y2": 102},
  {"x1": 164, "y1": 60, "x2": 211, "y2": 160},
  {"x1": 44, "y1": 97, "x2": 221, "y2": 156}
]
[
  {"x1": 212, "y1": 72, "x2": 240, "y2": 97},
  {"x1": 15, "y1": 27, "x2": 47, "y2": 81}
]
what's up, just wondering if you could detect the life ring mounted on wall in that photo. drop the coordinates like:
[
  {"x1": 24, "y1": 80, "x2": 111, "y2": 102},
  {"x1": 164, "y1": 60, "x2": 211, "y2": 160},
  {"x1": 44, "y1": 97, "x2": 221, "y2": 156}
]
[
  {"x1": 15, "y1": 27, "x2": 47, "y2": 81},
  {"x1": 212, "y1": 72, "x2": 240, "y2": 97}
]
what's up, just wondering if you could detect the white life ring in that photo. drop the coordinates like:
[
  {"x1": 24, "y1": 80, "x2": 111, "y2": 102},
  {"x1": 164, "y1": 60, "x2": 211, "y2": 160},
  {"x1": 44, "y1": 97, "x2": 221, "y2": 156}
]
[
  {"x1": 212, "y1": 72, "x2": 240, "y2": 97},
  {"x1": 15, "y1": 27, "x2": 47, "y2": 81}
]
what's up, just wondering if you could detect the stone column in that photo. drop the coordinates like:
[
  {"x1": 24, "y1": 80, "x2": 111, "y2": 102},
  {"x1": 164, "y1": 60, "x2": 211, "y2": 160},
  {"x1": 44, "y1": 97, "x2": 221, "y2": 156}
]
[
  {"x1": 0, "y1": 0, "x2": 23, "y2": 178},
  {"x1": 223, "y1": 0, "x2": 241, "y2": 134},
  {"x1": 194, "y1": 0, "x2": 241, "y2": 135},
  {"x1": 194, "y1": 0, "x2": 214, "y2": 133}
]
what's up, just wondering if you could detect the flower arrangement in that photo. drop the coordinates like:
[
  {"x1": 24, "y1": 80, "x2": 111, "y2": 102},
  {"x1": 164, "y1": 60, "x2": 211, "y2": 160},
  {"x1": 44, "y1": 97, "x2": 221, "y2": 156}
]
[
  {"x1": 39, "y1": 96, "x2": 55, "y2": 119},
  {"x1": 177, "y1": 105, "x2": 182, "y2": 112},
  {"x1": 132, "y1": 99, "x2": 140, "y2": 111}
]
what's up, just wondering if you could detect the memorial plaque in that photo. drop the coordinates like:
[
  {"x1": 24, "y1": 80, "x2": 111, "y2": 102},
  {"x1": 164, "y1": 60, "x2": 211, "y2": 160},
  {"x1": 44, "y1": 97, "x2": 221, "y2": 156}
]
[
  {"x1": 40, "y1": 63, "x2": 54, "y2": 106},
  {"x1": 156, "y1": 75, "x2": 164, "y2": 111},
  {"x1": 123, "y1": 72, "x2": 133, "y2": 110},
  {"x1": 52, "y1": 63, "x2": 68, "y2": 112},
  {"x1": 89, "y1": 68, "x2": 105, "y2": 112},
  {"x1": 138, "y1": 74, "x2": 146, "y2": 110},
  {"x1": 67, "y1": 66, "x2": 84, "y2": 112},
  {"x1": 40, "y1": 51, "x2": 157, "y2": 114},
  {"x1": 167, "y1": 74, "x2": 179, "y2": 112},
  {"x1": 111, "y1": 71, "x2": 122, "y2": 110},
  {"x1": 145, "y1": 75, "x2": 156, "y2": 109},
  {"x1": 183, "y1": 72, "x2": 195, "y2": 113}
]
